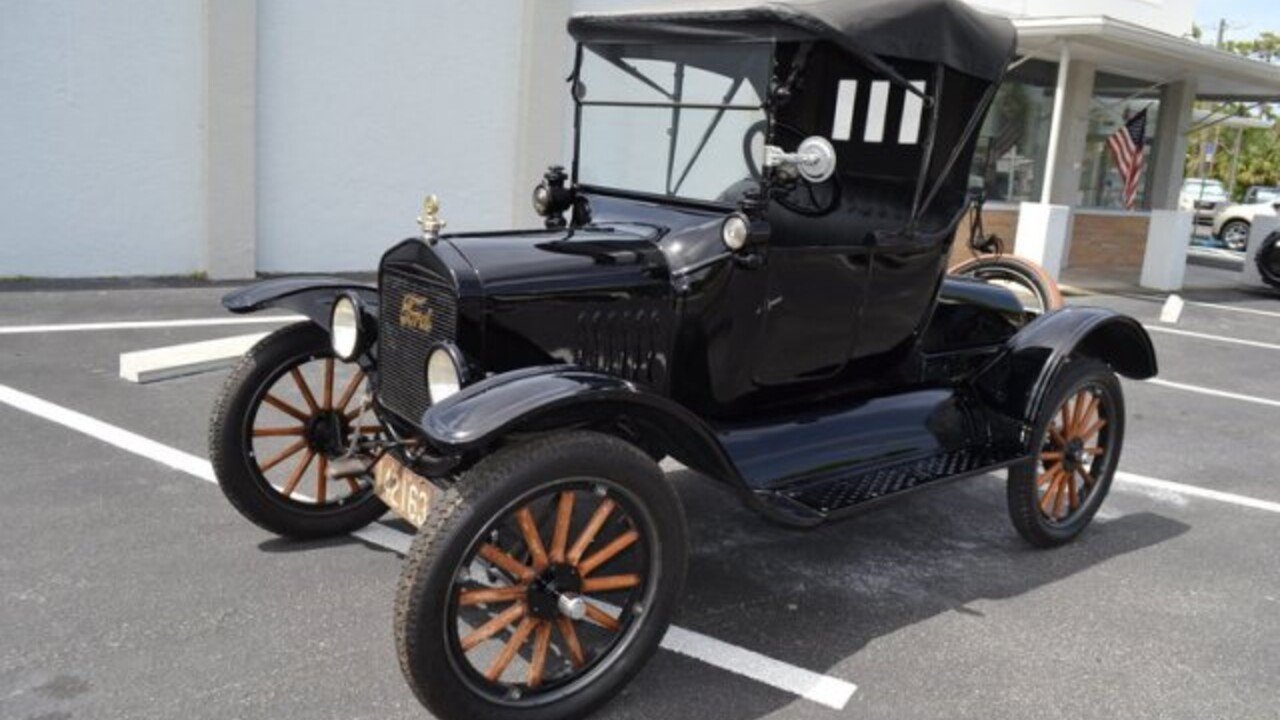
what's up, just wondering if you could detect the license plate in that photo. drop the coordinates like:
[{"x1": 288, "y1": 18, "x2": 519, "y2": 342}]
[{"x1": 372, "y1": 455, "x2": 438, "y2": 528}]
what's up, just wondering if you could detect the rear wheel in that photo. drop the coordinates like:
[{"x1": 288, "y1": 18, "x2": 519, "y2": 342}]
[
  {"x1": 949, "y1": 255, "x2": 1064, "y2": 315},
  {"x1": 1007, "y1": 357, "x2": 1124, "y2": 547},
  {"x1": 208, "y1": 322, "x2": 387, "y2": 538},
  {"x1": 395, "y1": 432, "x2": 686, "y2": 720},
  {"x1": 1256, "y1": 231, "x2": 1280, "y2": 289},
  {"x1": 1220, "y1": 219, "x2": 1251, "y2": 252}
]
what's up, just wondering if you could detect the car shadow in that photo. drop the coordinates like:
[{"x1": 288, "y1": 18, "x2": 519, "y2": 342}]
[
  {"x1": 256, "y1": 518, "x2": 412, "y2": 557},
  {"x1": 1116, "y1": 283, "x2": 1280, "y2": 304},
  {"x1": 256, "y1": 534, "x2": 362, "y2": 554},
  {"x1": 1180, "y1": 286, "x2": 1280, "y2": 303},
  {"x1": 606, "y1": 467, "x2": 1190, "y2": 718}
]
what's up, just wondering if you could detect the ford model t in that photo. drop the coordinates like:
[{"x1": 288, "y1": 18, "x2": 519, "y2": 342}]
[{"x1": 208, "y1": 2, "x2": 1157, "y2": 718}]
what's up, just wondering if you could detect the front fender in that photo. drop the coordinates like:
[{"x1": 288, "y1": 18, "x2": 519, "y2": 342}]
[
  {"x1": 977, "y1": 306, "x2": 1157, "y2": 428},
  {"x1": 422, "y1": 366, "x2": 743, "y2": 487},
  {"x1": 222, "y1": 277, "x2": 378, "y2": 326}
]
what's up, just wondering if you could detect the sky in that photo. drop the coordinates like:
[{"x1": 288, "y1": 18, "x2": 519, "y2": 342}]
[{"x1": 1194, "y1": 0, "x2": 1277, "y2": 43}]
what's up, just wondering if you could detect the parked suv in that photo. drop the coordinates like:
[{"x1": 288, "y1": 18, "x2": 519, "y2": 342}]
[
  {"x1": 1213, "y1": 191, "x2": 1280, "y2": 252},
  {"x1": 1180, "y1": 178, "x2": 1231, "y2": 227},
  {"x1": 1243, "y1": 186, "x2": 1280, "y2": 205}
]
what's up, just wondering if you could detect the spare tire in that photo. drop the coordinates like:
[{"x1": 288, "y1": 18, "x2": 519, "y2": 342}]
[{"x1": 1257, "y1": 231, "x2": 1280, "y2": 290}]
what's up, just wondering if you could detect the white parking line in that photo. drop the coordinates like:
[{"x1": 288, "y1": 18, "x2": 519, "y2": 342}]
[
  {"x1": 0, "y1": 383, "x2": 857, "y2": 710},
  {"x1": 0, "y1": 316, "x2": 303, "y2": 335},
  {"x1": 1184, "y1": 300, "x2": 1280, "y2": 320},
  {"x1": 0, "y1": 384, "x2": 218, "y2": 481},
  {"x1": 1158, "y1": 294, "x2": 1184, "y2": 324},
  {"x1": 1146, "y1": 378, "x2": 1280, "y2": 410},
  {"x1": 1117, "y1": 472, "x2": 1280, "y2": 515},
  {"x1": 1144, "y1": 325, "x2": 1280, "y2": 352}
]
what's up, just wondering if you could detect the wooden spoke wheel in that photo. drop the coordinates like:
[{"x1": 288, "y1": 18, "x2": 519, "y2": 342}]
[
  {"x1": 1007, "y1": 357, "x2": 1124, "y2": 548},
  {"x1": 248, "y1": 354, "x2": 373, "y2": 506},
  {"x1": 949, "y1": 255, "x2": 1064, "y2": 315},
  {"x1": 395, "y1": 432, "x2": 686, "y2": 720},
  {"x1": 1036, "y1": 386, "x2": 1110, "y2": 524},
  {"x1": 209, "y1": 323, "x2": 388, "y2": 538},
  {"x1": 448, "y1": 483, "x2": 650, "y2": 698}
]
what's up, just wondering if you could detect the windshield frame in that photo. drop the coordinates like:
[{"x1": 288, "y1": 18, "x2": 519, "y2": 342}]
[{"x1": 570, "y1": 41, "x2": 775, "y2": 209}]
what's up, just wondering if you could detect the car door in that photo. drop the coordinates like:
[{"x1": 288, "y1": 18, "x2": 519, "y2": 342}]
[
  {"x1": 857, "y1": 234, "x2": 948, "y2": 359},
  {"x1": 751, "y1": 208, "x2": 871, "y2": 386}
]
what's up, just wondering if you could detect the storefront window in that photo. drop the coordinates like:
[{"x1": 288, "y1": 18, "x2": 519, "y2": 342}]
[
  {"x1": 970, "y1": 59, "x2": 1058, "y2": 204},
  {"x1": 1078, "y1": 72, "x2": 1162, "y2": 210}
]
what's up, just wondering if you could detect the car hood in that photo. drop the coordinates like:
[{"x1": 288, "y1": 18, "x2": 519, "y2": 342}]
[
  {"x1": 1220, "y1": 201, "x2": 1279, "y2": 220},
  {"x1": 444, "y1": 225, "x2": 671, "y2": 296}
]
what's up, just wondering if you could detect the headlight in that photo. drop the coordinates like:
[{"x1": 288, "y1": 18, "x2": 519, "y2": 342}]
[
  {"x1": 330, "y1": 295, "x2": 361, "y2": 361},
  {"x1": 722, "y1": 214, "x2": 750, "y2": 251},
  {"x1": 426, "y1": 345, "x2": 462, "y2": 403},
  {"x1": 533, "y1": 184, "x2": 552, "y2": 215}
]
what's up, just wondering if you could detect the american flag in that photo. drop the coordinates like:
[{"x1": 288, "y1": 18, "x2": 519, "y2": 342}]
[{"x1": 1107, "y1": 108, "x2": 1149, "y2": 211}]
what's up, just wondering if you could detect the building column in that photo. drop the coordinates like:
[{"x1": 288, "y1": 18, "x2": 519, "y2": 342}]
[
  {"x1": 204, "y1": 0, "x2": 257, "y2": 279},
  {"x1": 1020, "y1": 46, "x2": 1093, "y2": 275},
  {"x1": 1043, "y1": 56, "x2": 1096, "y2": 207},
  {"x1": 511, "y1": 0, "x2": 573, "y2": 227},
  {"x1": 1148, "y1": 79, "x2": 1198, "y2": 211}
]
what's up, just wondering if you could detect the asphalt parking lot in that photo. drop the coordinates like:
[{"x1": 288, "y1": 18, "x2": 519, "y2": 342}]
[{"x1": 3, "y1": 267, "x2": 1279, "y2": 720}]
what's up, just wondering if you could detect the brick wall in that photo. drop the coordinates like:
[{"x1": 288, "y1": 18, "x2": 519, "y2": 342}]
[
  {"x1": 1067, "y1": 212, "x2": 1150, "y2": 269},
  {"x1": 948, "y1": 207, "x2": 1020, "y2": 266}
]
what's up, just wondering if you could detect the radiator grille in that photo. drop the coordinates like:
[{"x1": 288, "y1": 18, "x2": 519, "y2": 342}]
[{"x1": 377, "y1": 267, "x2": 457, "y2": 423}]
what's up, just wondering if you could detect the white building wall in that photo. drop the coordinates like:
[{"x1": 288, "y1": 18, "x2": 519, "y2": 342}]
[
  {"x1": 0, "y1": 1, "x2": 205, "y2": 277},
  {"x1": 255, "y1": 0, "x2": 526, "y2": 273},
  {"x1": 0, "y1": 0, "x2": 1206, "y2": 278}
]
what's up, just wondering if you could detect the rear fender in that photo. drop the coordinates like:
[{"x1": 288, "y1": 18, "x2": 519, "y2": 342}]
[
  {"x1": 221, "y1": 277, "x2": 378, "y2": 326},
  {"x1": 976, "y1": 306, "x2": 1157, "y2": 433},
  {"x1": 422, "y1": 366, "x2": 744, "y2": 489}
]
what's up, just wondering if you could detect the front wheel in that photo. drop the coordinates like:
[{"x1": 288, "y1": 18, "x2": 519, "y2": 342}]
[
  {"x1": 208, "y1": 322, "x2": 387, "y2": 539},
  {"x1": 950, "y1": 255, "x2": 1064, "y2": 315},
  {"x1": 1007, "y1": 357, "x2": 1124, "y2": 548},
  {"x1": 395, "y1": 431, "x2": 687, "y2": 720},
  {"x1": 1219, "y1": 219, "x2": 1251, "y2": 252}
]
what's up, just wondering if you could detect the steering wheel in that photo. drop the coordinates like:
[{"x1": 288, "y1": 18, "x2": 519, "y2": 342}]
[{"x1": 742, "y1": 120, "x2": 840, "y2": 217}]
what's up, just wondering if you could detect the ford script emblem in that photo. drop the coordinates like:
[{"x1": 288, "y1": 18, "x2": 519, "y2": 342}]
[{"x1": 399, "y1": 293, "x2": 435, "y2": 334}]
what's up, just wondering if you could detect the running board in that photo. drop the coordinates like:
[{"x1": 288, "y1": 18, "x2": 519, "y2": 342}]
[{"x1": 761, "y1": 447, "x2": 1024, "y2": 524}]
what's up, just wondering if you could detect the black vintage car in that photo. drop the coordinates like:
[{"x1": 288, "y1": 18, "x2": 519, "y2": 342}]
[
  {"x1": 208, "y1": 2, "x2": 1157, "y2": 718},
  {"x1": 1258, "y1": 230, "x2": 1280, "y2": 289}
]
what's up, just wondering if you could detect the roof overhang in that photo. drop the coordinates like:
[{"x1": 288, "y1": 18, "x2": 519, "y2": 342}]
[
  {"x1": 1013, "y1": 16, "x2": 1280, "y2": 102},
  {"x1": 1191, "y1": 109, "x2": 1274, "y2": 131}
]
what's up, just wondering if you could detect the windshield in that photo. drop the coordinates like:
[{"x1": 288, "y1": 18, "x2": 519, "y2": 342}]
[
  {"x1": 1253, "y1": 188, "x2": 1279, "y2": 203},
  {"x1": 575, "y1": 43, "x2": 771, "y2": 204},
  {"x1": 1183, "y1": 180, "x2": 1228, "y2": 200}
]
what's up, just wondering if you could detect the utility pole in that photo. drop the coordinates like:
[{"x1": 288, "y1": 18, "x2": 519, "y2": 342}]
[
  {"x1": 1227, "y1": 126, "x2": 1244, "y2": 198},
  {"x1": 1217, "y1": 18, "x2": 1227, "y2": 48}
]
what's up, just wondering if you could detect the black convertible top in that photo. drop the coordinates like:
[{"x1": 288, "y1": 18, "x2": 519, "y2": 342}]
[{"x1": 568, "y1": 0, "x2": 1017, "y2": 82}]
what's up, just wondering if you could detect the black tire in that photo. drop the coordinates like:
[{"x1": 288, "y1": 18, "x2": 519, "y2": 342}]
[
  {"x1": 1008, "y1": 357, "x2": 1124, "y2": 548},
  {"x1": 949, "y1": 255, "x2": 1065, "y2": 314},
  {"x1": 1256, "y1": 231, "x2": 1280, "y2": 289},
  {"x1": 1219, "y1": 219, "x2": 1251, "y2": 252},
  {"x1": 395, "y1": 431, "x2": 687, "y2": 720},
  {"x1": 208, "y1": 322, "x2": 386, "y2": 539}
]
